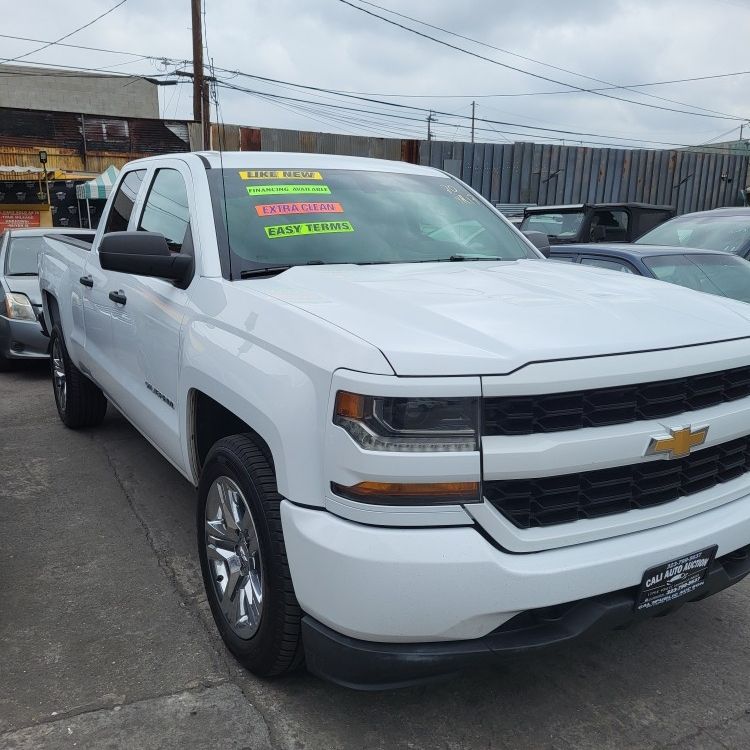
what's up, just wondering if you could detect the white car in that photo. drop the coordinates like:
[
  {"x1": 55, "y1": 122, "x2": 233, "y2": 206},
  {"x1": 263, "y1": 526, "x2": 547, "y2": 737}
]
[{"x1": 39, "y1": 152, "x2": 750, "y2": 688}]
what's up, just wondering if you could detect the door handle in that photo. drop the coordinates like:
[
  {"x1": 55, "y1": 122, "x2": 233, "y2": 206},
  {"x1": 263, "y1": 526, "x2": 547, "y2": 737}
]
[
  {"x1": 79, "y1": 275, "x2": 94, "y2": 288},
  {"x1": 108, "y1": 290, "x2": 127, "y2": 305}
]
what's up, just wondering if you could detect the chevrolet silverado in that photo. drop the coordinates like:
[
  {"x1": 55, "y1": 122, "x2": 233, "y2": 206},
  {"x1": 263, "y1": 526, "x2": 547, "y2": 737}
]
[{"x1": 38, "y1": 152, "x2": 750, "y2": 688}]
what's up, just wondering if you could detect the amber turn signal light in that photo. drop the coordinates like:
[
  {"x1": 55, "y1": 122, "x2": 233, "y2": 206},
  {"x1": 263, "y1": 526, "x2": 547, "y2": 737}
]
[
  {"x1": 334, "y1": 391, "x2": 366, "y2": 420},
  {"x1": 331, "y1": 481, "x2": 480, "y2": 505}
]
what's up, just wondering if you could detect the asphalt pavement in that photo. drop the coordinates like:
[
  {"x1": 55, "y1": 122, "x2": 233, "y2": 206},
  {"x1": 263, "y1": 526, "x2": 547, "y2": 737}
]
[{"x1": 3, "y1": 362, "x2": 750, "y2": 749}]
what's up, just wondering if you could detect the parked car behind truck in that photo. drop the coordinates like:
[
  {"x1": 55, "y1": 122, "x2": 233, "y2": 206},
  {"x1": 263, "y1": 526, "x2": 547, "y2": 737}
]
[
  {"x1": 0, "y1": 228, "x2": 93, "y2": 370},
  {"x1": 635, "y1": 207, "x2": 750, "y2": 257},
  {"x1": 520, "y1": 202, "x2": 674, "y2": 245},
  {"x1": 39, "y1": 153, "x2": 750, "y2": 688},
  {"x1": 549, "y1": 244, "x2": 750, "y2": 304}
]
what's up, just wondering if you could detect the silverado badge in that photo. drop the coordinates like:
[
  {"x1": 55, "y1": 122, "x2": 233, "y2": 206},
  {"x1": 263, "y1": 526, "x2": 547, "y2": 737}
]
[{"x1": 646, "y1": 426, "x2": 709, "y2": 460}]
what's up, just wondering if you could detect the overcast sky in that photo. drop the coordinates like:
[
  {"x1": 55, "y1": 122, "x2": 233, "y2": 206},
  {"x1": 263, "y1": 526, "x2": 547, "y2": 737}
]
[{"x1": 4, "y1": 0, "x2": 750, "y2": 148}]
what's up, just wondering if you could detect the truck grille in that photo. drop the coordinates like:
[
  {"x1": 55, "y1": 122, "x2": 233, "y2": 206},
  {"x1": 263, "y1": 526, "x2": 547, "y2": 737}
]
[
  {"x1": 484, "y1": 434, "x2": 750, "y2": 529},
  {"x1": 483, "y1": 365, "x2": 750, "y2": 436}
]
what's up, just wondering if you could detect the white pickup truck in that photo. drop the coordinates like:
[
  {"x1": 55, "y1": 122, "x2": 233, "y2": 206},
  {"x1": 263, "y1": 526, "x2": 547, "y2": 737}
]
[{"x1": 39, "y1": 152, "x2": 750, "y2": 689}]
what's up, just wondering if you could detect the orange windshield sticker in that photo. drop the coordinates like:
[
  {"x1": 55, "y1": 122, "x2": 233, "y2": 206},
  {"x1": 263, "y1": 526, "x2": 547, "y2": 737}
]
[
  {"x1": 265, "y1": 220, "x2": 354, "y2": 239},
  {"x1": 255, "y1": 202, "x2": 344, "y2": 217},
  {"x1": 239, "y1": 170, "x2": 323, "y2": 180}
]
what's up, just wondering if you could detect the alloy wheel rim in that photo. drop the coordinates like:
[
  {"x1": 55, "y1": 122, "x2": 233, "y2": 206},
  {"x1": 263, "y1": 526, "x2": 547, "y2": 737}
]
[
  {"x1": 51, "y1": 338, "x2": 66, "y2": 412},
  {"x1": 205, "y1": 476, "x2": 263, "y2": 639}
]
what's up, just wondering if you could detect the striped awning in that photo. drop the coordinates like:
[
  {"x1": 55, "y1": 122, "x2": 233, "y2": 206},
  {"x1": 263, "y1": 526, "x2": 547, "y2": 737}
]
[{"x1": 75, "y1": 165, "x2": 120, "y2": 200}]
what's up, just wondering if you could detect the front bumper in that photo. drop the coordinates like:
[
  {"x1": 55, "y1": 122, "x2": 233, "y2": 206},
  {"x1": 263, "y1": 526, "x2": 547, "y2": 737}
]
[
  {"x1": 281, "y1": 494, "x2": 750, "y2": 643},
  {"x1": 301, "y1": 543, "x2": 750, "y2": 689},
  {"x1": 0, "y1": 315, "x2": 48, "y2": 359}
]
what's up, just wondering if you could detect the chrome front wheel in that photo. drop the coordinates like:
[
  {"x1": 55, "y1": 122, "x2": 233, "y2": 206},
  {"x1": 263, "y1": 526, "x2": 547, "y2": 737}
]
[{"x1": 205, "y1": 476, "x2": 264, "y2": 639}]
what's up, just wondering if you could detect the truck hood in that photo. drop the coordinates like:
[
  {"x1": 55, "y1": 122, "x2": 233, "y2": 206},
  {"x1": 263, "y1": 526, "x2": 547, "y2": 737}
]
[
  {"x1": 4, "y1": 275, "x2": 41, "y2": 306},
  {"x1": 251, "y1": 260, "x2": 750, "y2": 376}
]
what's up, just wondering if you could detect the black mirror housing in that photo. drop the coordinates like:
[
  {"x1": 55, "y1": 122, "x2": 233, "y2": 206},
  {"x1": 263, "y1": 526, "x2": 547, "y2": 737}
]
[
  {"x1": 99, "y1": 231, "x2": 192, "y2": 283},
  {"x1": 522, "y1": 230, "x2": 551, "y2": 258}
]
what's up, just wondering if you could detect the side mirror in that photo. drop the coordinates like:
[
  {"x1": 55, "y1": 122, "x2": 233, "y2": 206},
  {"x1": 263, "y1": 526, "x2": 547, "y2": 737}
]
[
  {"x1": 522, "y1": 230, "x2": 551, "y2": 258},
  {"x1": 99, "y1": 231, "x2": 192, "y2": 283}
]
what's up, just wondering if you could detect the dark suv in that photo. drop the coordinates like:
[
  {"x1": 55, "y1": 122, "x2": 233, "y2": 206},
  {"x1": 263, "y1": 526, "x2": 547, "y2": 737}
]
[{"x1": 520, "y1": 203, "x2": 675, "y2": 245}]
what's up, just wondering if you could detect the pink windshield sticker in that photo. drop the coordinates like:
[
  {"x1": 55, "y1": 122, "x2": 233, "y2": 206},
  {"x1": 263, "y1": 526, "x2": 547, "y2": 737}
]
[{"x1": 254, "y1": 202, "x2": 344, "y2": 217}]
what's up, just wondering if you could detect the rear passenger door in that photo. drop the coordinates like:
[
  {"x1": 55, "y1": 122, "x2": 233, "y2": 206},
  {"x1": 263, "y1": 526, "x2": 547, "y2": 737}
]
[
  {"x1": 82, "y1": 168, "x2": 146, "y2": 391},
  {"x1": 107, "y1": 164, "x2": 194, "y2": 468}
]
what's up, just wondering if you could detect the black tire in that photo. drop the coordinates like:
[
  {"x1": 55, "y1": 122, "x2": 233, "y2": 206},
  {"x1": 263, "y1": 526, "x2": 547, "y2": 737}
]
[
  {"x1": 50, "y1": 324, "x2": 107, "y2": 429},
  {"x1": 0, "y1": 352, "x2": 12, "y2": 372},
  {"x1": 197, "y1": 434, "x2": 304, "y2": 677}
]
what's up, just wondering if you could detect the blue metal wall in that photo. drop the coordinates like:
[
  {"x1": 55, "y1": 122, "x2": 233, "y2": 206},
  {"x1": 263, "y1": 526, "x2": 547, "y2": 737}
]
[{"x1": 421, "y1": 140, "x2": 749, "y2": 214}]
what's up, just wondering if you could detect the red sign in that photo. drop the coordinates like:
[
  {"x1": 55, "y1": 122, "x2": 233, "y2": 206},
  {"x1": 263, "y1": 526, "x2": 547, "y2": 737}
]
[
  {"x1": 0, "y1": 210, "x2": 41, "y2": 231},
  {"x1": 255, "y1": 202, "x2": 344, "y2": 217}
]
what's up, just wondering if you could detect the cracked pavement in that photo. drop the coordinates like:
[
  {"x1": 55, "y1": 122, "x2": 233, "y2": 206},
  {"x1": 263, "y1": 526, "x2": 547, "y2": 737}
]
[{"x1": 3, "y1": 363, "x2": 750, "y2": 749}]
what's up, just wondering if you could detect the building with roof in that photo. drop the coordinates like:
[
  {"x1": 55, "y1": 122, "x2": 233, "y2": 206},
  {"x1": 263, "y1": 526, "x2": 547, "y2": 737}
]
[
  {"x1": 0, "y1": 64, "x2": 159, "y2": 119},
  {"x1": 0, "y1": 66, "x2": 188, "y2": 228}
]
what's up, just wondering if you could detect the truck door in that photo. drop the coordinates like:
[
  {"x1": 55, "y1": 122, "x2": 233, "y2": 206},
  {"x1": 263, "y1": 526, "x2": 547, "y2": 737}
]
[
  {"x1": 81, "y1": 169, "x2": 146, "y2": 393},
  {"x1": 106, "y1": 165, "x2": 193, "y2": 468}
]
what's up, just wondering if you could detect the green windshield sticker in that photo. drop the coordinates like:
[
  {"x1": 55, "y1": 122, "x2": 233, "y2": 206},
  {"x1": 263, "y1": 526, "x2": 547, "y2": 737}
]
[
  {"x1": 265, "y1": 220, "x2": 354, "y2": 239},
  {"x1": 247, "y1": 184, "x2": 331, "y2": 196}
]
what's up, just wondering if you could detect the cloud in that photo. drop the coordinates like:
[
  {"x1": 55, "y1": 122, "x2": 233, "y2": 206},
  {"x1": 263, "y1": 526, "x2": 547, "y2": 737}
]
[{"x1": 2, "y1": 0, "x2": 747, "y2": 147}]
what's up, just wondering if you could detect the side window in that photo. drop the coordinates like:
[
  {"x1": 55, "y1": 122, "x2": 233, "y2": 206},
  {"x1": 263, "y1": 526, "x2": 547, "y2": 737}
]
[
  {"x1": 103, "y1": 170, "x2": 146, "y2": 233},
  {"x1": 138, "y1": 169, "x2": 190, "y2": 252},
  {"x1": 590, "y1": 210, "x2": 629, "y2": 242},
  {"x1": 580, "y1": 256, "x2": 636, "y2": 274}
]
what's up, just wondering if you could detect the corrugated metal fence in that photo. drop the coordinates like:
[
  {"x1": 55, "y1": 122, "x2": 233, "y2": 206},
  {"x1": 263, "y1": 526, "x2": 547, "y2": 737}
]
[
  {"x1": 421, "y1": 141, "x2": 749, "y2": 214},
  {"x1": 203, "y1": 126, "x2": 748, "y2": 214},
  {"x1": 203, "y1": 123, "x2": 413, "y2": 162}
]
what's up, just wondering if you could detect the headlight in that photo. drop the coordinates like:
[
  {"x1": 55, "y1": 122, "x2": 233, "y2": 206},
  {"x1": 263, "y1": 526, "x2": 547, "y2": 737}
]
[
  {"x1": 3, "y1": 293, "x2": 36, "y2": 321},
  {"x1": 333, "y1": 391, "x2": 479, "y2": 452}
]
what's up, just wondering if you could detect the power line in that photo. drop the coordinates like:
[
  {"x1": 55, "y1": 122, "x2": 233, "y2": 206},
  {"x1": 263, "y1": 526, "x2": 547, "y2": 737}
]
[
  {"x1": 336, "y1": 0, "x2": 749, "y2": 121},
  {"x1": 2, "y1": 30, "x2": 748, "y2": 101},
  {"x1": 213, "y1": 72, "x2": 742, "y2": 148},
  {"x1": 297, "y1": 69, "x2": 750, "y2": 101},
  {"x1": 215, "y1": 78, "x2": 747, "y2": 150},
  {"x1": 349, "y1": 0, "x2": 743, "y2": 119},
  {"x1": 2, "y1": 23, "x2": 748, "y2": 124},
  {"x1": 0, "y1": 0, "x2": 128, "y2": 66},
  {"x1": 0, "y1": 61, "x2": 174, "y2": 80},
  {"x1": 0, "y1": 33, "x2": 184, "y2": 62}
]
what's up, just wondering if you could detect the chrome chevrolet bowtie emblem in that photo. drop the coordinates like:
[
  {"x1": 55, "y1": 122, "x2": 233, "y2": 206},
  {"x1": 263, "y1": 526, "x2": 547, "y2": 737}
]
[{"x1": 646, "y1": 426, "x2": 709, "y2": 460}]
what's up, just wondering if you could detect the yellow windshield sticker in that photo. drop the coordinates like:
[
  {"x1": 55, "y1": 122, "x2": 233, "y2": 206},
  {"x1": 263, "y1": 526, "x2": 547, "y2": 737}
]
[
  {"x1": 265, "y1": 220, "x2": 354, "y2": 239},
  {"x1": 240, "y1": 170, "x2": 323, "y2": 180},
  {"x1": 247, "y1": 184, "x2": 331, "y2": 196}
]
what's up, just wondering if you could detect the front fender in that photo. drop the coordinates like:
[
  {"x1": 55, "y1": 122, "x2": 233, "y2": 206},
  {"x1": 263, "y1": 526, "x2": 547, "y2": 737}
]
[{"x1": 180, "y1": 318, "x2": 331, "y2": 505}]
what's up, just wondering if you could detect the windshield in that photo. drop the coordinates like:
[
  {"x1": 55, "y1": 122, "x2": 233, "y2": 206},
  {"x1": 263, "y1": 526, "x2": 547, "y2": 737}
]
[
  {"x1": 643, "y1": 253, "x2": 750, "y2": 303},
  {"x1": 4, "y1": 235, "x2": 44, "y2": 276},
  {"x1": 209, "y1": 168, "x2": 536, "y2": 274},
  {"x1": 520, "y1": 211, "x2": 585, "y2": 240},
  {"x1": 636, "y1": 214, "x2": 750, "y2": 254}
]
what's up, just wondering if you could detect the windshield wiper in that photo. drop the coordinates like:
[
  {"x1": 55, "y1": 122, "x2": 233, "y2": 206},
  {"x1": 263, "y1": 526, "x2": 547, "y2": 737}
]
[
  {"x1": 240, "y1": 266, "x2": 293, "y2": 279},
  {"x1": 239, "y1": 260, "x2": 327, "y2": 279},
  {"x1": 408, "y1": 255, "x2": 510, "y2": 263},
  {"x1": 449, "y1": 254, "x2": 508, "y2": 261}
]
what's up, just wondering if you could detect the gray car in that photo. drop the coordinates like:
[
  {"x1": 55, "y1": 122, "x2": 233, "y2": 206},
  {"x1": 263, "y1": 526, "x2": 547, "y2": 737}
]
[{"x1": 0, "y1": 228, "x2": 94, "y2": 370}]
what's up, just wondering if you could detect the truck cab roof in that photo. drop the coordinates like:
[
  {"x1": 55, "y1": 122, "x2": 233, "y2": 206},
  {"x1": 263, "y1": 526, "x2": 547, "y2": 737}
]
[{"x1": 131, "y1": 151, "x2": 446, "y2": 177}]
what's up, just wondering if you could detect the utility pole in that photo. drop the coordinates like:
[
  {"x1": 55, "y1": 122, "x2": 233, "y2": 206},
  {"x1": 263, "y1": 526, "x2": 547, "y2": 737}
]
[
  {"x1": 427, "y1": 111, "x2": 436, "y2": 141},
  {"x1": 191, "y1": 0, "x2": 210, "y2": 149},
  {"x1": 471, "y1": 101, "x2": 476, "y2": 144}
]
